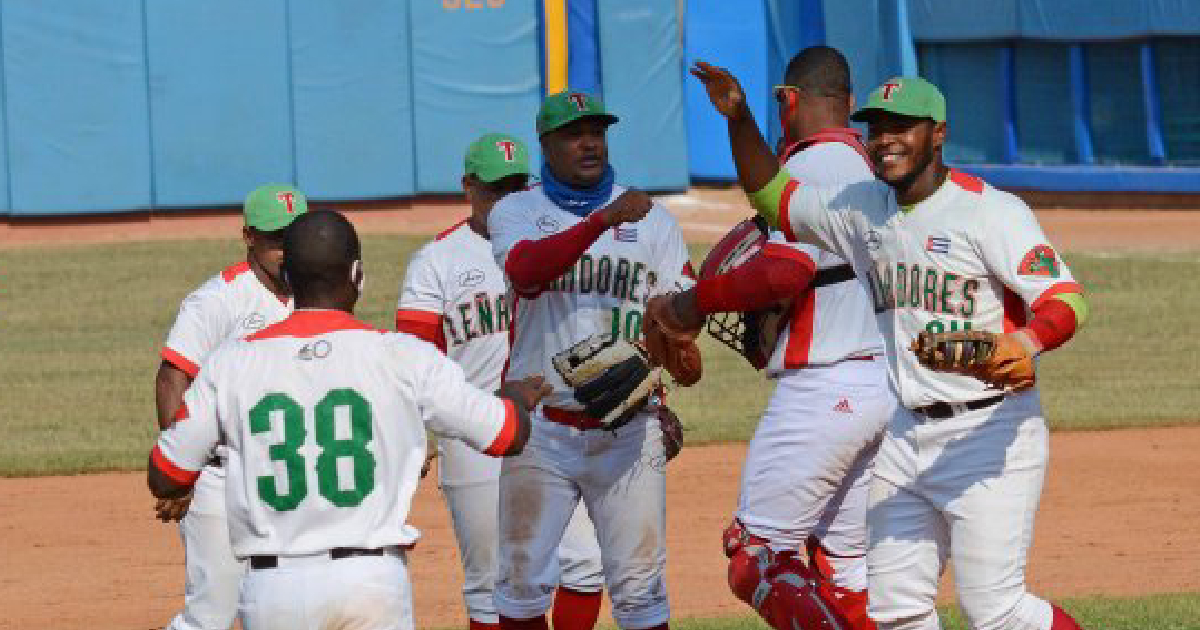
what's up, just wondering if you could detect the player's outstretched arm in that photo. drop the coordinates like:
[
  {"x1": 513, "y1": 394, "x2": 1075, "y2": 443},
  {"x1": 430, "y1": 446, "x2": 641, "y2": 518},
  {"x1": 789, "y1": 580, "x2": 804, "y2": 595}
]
[
  {"x1": 690, "y1": 61, "x2": 785, "y2": 225},
  {"x1": 494, "y1": 375, "x2": 552, "y2": 455}
]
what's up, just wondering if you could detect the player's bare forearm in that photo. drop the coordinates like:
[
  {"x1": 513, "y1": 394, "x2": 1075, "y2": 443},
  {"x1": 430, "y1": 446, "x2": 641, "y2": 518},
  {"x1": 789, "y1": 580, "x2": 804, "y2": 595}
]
[
  {"x1": 154, "y1": 361, "x2": 193, "y2": 430},
  {"x1": 727, "y1": 113, "x2": 783, "y2": 201},
  {"x1": 147, "y1": 458, "x2": 193, "y2": 500},
  {"x1": 690, "y1": 60, "x2": 784, "y2": 226}
]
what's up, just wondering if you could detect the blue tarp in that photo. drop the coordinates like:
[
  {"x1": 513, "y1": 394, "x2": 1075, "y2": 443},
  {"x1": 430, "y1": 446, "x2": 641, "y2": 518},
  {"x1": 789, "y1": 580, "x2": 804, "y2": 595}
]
[
  {"x1": 962, "y1": 164, "x2": 1200, "y2": 192},
  {"x1": 2, "y1": 1, "x2": 151, "y2": 215},
  {"x1": 289, "y1": 0, "x2": 416, "y2": 200},
  {"x1": 598, "y1": 0, "x2": 689, "y2": 190},
  {"x1": 145, "y1": 0, "x2": 294, "y2": 208},
  {"x1": 683, "y1": 0, "x2": 770, "y2": 180},
  {"x1": 909, "y1": 0, "x2": 1200, "y2": 42},
  {"x1": 410, "y1": 1, "x2": 540, "y2": 194},
  {"x1": 567, "y1": 0, "x2": 602, "y2": 97}
]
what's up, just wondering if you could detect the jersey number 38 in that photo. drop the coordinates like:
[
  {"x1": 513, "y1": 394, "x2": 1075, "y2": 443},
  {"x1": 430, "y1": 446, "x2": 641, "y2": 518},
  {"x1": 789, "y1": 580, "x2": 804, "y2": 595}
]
[{"x1": 249, "y1": 389, "x2": 377, "y2": 511}]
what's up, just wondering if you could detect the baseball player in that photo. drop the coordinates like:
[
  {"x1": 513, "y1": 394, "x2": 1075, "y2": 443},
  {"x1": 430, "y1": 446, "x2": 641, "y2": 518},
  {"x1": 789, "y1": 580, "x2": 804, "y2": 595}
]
[
  {"x1": 396, "y1": 133, "x2": 605, "y2": 630},
  {"x1": 154, "y1": 183, "x2": 308, "y2": 630},
  {"x1": 148, "y1": 210, "x2": 550, "y2": 630},
  {"x1": 686, "y1": 62, "x2": 1090, "y2": 630},
  {"x1": 487, "y1": 92, "x2": 696, "y2": 630},
  {"x1": 648, "y1": 47, "x2": 892, "y2": 630}
]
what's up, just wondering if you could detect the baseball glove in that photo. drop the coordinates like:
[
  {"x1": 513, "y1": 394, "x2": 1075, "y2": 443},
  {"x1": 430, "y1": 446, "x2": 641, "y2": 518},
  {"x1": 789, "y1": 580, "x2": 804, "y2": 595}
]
[
  {"x1": 553, "y1": 334, "x2": 658, "y2": 430},
  {"x1": 910, "y1": 330, "x2": 1035, "y2": 391},
  {"x1": 643, "y1": 309, "x2": 703, "y2": 386}
]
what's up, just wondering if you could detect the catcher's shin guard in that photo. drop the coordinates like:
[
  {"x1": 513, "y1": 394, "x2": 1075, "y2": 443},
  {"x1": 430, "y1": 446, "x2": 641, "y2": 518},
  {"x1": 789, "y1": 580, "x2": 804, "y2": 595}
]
[{"x1": 722, "y1": 520, "x2": 859, "y2": 630}]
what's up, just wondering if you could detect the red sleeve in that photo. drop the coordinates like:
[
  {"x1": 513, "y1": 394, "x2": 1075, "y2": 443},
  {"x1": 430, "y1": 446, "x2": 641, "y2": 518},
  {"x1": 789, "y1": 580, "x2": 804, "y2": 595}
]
[
  {"x1": 1023, "y1": 298, "x2": 1078, "y2": 352},
  {"x1": 395, "y1": 309, "x2": 446, "y2": 353},
  {"x1": 695, "y1": 243, "x2": 816, "y2": 313},
  {"x1": 505, "y1": 212, "x2": 608, "y2": 294}
]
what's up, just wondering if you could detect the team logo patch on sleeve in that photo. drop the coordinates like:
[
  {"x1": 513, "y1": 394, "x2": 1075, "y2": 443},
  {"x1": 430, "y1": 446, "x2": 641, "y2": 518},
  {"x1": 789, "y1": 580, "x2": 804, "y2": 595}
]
[{"x1": 1017, "y1": 245, "x2": 1060, "y2": 278}]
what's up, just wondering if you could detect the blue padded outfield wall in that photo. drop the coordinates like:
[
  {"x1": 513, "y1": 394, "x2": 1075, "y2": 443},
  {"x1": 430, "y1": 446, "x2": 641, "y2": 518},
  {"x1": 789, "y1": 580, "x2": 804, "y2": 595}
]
[{"x1": 0, "y1": 1, "x2": 1198, "y2": 216}]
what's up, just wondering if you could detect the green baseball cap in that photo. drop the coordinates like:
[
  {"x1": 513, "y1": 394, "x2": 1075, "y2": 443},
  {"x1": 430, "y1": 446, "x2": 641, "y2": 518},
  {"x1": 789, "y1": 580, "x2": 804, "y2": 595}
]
[
  {"x1": 536, "y1": 91, "x2": 619, "y2": 136},
  {"x1": 464, "y1": 133, "x2": 532, "y2": 182},
  {"x1": 243, "y1": 184, "x2": 308, "y2": 232},
  {"x1": 851, "y1": 76, "x2": 946, "y2": 123}
]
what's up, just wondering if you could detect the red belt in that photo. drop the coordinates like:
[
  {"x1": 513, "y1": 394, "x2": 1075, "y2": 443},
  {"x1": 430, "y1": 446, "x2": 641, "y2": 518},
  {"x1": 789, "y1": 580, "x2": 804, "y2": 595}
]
[
  {"x1": 542, "y1": 406, "x2": 604, "y2": 430},
  {"x1": 845, "y1": 355, "x2": 876, "y2": 361}
]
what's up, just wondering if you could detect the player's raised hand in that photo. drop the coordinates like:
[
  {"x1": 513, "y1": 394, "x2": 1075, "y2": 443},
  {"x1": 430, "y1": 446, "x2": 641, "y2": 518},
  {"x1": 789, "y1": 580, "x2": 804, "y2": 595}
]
[
  {"x1": 599, "y1": 189, "x2": 653, "y2": 226},
  {"x1": 691, "y1": 61, "x2": 749, "y2": 120},
  {"x1": 500, "y1": 375, "x2": 553, "y2": 410}
]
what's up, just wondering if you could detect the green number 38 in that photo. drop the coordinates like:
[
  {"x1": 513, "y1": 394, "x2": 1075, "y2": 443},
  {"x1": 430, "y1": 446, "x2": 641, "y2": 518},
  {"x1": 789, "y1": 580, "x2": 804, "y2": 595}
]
[{"x1": 248, "y1": 389, "x2": 377, "y2": 511}]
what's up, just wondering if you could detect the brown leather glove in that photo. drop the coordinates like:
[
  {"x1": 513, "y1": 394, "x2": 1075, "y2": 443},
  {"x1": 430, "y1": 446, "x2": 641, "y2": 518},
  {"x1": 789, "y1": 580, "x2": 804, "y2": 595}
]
[{"x1": 910, "y1": 330, "x2": 1035, "y2": 391}]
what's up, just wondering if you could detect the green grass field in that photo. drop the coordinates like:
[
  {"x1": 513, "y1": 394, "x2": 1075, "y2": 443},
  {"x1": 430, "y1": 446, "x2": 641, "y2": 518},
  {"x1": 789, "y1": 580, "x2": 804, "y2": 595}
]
[
  {"x1": 659, "y1": 593, "x2": 1200, "y2": 630},
  {"x1": 1, "y1": 236, "x2": 1198, "y2": 476}
]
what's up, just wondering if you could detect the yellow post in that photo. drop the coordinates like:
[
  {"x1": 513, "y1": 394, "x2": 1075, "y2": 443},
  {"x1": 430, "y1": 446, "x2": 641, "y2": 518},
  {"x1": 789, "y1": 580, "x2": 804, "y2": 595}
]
[{"x1": 543, "y1": 0, "x2": 568, "y2": 94}]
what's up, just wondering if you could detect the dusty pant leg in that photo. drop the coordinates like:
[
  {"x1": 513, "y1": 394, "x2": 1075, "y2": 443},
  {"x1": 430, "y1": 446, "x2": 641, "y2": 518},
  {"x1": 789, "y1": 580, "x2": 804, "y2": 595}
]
[
  {"x1": 943, "y1": 413, "x2": 1053, "y2": 630},
  {"x1": 578, "y1": 414, "x2": 668, "y2": 630},
  {"x1": 495, "y1": 434, "x2": 583, "y2": 621},
  {"x1": 557, "y1": 498, "x2": 605, "y2": 592},
  {"x1": 445, "y1": 480, "x2": 503, "y2": 624},
  {"x1": 168, "y1": 468, "x2": 245, "y2": 630},
  {"x1": 866, "y1": 474, "x2": 948, "y2": 630}
]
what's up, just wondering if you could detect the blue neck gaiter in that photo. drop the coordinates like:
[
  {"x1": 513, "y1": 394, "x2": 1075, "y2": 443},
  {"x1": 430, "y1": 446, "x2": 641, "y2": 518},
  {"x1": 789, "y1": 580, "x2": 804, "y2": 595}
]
[{"x1": 540, "y1": 163, "x2": 615, "y2": 217}]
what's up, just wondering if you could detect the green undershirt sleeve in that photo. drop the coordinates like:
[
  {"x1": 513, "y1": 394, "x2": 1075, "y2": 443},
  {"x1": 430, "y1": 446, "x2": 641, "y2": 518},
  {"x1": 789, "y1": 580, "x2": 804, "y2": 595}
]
[
  {"x1": 747, "y1": 170, "x2": 791, "y2": 230},
  {"x1": 1054, "y1": 292, "x2": 1089, "y2": 329}
]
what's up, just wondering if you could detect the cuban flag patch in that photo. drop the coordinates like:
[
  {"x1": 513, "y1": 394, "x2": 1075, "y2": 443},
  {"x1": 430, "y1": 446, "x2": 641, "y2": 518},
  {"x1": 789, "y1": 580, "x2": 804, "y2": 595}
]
[
  {"x1": 925, "y1": 236, "x2": 951, "y2": 254},
  {"x1": 614, "y1": 226, "x2": 638, "y2": 242}
]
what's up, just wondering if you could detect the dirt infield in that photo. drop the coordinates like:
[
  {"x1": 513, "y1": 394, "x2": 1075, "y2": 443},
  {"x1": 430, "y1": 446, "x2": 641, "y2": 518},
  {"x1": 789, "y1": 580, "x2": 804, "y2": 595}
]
[
  {"x1": 1, "y1": 428, "x2": 1198, "y2": 630},
  {"x1": 3, "y1": 187, "x2": 1200, "y2": 251}
]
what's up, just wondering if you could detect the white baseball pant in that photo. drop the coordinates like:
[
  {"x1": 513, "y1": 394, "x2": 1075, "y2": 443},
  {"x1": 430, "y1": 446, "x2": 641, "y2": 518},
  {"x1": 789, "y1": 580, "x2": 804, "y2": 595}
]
[
  {"x1": 867, "y1": 390, "x2": 1056, "y2": 630},
  {"x1": 166, "y1": 465, "x2": 245, "y2": 630},
  {"x1": 496, "y1": 410, "x2": 668, "y2": 629},
  {"x1": 737, "y1": 357, "x2": 893, "y2": 590},
  {"x1": 239, "y1": 549, "x2": 412, "y2": 630},
  {"x1": 443, "y1": 479, "x2": 604, "y2": 623}
]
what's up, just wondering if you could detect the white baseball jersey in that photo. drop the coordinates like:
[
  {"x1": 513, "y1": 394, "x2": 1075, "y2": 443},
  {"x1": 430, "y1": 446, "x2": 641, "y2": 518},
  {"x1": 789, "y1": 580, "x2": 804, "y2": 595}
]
[
  {"x1": 398, "y1": 220, "x2": 513, "y2": 486},
  {"x1": 161, "y1": 261, "x2": 293, "y2": 478},
  {"x1": 488, "y1": 184, "x2": 694, "y2": 409},
  {"x1": 151, "y1": 309, "x2": 519, "y2": 557},
  {"x1": 761, "y1": 135, "x2": 883, "y2": 376},
  {"x1": 770, "y1": 168, "x2": 1081, "y2": 408},
  {"x1": 161, "y1": 261, "x2": 292, "y2": 378}
]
